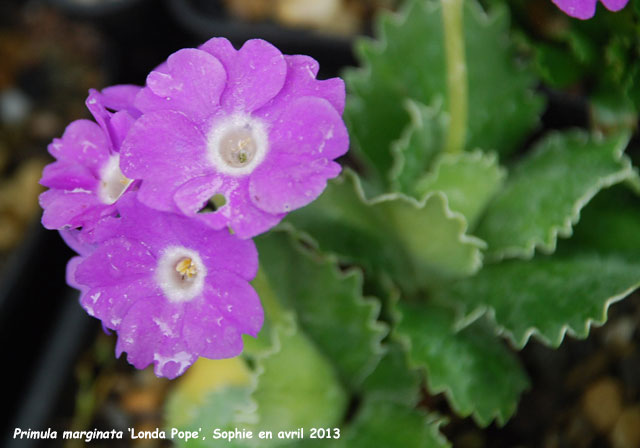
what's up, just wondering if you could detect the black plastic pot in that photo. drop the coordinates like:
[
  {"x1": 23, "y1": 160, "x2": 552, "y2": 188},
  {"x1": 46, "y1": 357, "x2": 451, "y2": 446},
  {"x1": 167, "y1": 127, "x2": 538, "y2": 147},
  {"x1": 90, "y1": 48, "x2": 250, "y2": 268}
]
[
  {"x1": 47, "y1": 0, "x2": 150, "y2": 20},
  {"x1": 166, "y1": 0, "x2": 356, "y2": 77},
  {"x1": 4, "y1": 294, "x2": 96, "y2": 448},
  {"x1": 1, "y1": 222, "x2": 96, "y2": 447}
]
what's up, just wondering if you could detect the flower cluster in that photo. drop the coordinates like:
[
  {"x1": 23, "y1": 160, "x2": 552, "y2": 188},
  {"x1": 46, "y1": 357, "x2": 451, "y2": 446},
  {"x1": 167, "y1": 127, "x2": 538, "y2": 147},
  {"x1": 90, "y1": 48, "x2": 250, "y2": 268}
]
[
  {"x1": 552, "y1": 0, "x2": 629, "y2": 19},
  {"x1": 40, "y1": 38, "x2": 348, "y2": 378}
]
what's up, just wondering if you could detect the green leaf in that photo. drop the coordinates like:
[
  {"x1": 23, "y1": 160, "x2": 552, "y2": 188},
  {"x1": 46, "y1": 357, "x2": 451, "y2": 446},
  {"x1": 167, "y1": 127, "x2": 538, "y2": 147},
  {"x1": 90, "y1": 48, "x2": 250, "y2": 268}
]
[
  {"x1": 285, "y1": 171, "x2": 485, "y2": 292},
  {"x1": 476, "y1": 130, "x2": 634, "y2": 260},
  {"x1": 285, "y1": 172, "x2": 417, "y2": 291},
  {"x1": 590, "y1": 89, "x2": 638, "y2": 134},
  {"x1": 255, "y1": 231, "x2": 387, "y2": 390},
  {"x1": 170, "y1": 388, "x2": 253, "y2": 448},
  {"x1": 345, "y1": 0, "x2": 542, "y2": 183},
  {"x1": 533, "y1": 42, "x2": 584, "y2": 88},
  {"x1": 461, "y1": 1, "x2": 544, "y2": 154},
  {"x1": 360, "y1": 341, "x2": 422, "y2": 406},
  {"x1": 336, "y1": 399, "x2": 450, "y2": 448},
  {"x1": 436, "y1": 254, "x2": 640, "y2": 349},
  {"x1": 252, "y1": 317, "x2": 347, "y2": 436},
  {"x1": 414, "y1": 150, "x2": 506, "y2": 228},
  {"x1": 388, "y1": 191, "x2": 485, "y2": 278},
  {"x1": 343, "y1": 1, "x2": 441, "y2": 186},
  {"x1": 390, "y1": 99, "x2": 448, "y2": 196},
  {"x1": 565, "y1": 28, "x2": 598, "y2": 66},
  {"x1": 395, "y1": 301, "x2": 529, "y2": 426}
]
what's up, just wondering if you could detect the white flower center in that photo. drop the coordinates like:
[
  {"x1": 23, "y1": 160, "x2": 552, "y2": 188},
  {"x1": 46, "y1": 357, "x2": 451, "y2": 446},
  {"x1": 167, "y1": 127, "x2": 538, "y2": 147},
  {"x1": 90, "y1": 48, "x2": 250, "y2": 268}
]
[
  {"x1": 155, "y1": 246, "x2": 206, "y2": 303},
  {"x1": 207, "y1": 115, "x2": 268, "y2": 175},
  {"x1": 98, "y1": 154, "x2": 133, "y2": 205}
]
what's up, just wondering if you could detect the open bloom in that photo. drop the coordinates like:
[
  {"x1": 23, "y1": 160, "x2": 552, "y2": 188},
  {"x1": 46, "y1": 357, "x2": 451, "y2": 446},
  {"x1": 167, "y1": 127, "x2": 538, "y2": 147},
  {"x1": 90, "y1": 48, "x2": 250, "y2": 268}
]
[
  {"x1": 121, "y1": 37, "x2": 348, "y2": 238},
  {"x1": 552, "y1": 0, "x2": 629, "y2": 19},
  {"x1": 39, "y1": 86, "x2": 141, "y2": 235},
  {"x1": 67, "y1": 193, "x2": 262, "y2": 378}
]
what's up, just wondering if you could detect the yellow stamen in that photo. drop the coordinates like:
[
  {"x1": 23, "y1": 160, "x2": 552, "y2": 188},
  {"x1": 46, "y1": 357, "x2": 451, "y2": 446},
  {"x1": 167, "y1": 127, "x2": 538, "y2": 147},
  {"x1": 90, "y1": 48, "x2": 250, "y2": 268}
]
[{"x1": 176, "y1": 257, "x2": 197, "y2": 280}]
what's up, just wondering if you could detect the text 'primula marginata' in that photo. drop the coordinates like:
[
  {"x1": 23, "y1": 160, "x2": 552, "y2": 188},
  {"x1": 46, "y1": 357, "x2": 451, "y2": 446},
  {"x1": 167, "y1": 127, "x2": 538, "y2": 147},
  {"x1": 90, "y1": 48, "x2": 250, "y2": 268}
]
[{"x1": 39, "y1": 37, "x2": 348, "y2": 379}]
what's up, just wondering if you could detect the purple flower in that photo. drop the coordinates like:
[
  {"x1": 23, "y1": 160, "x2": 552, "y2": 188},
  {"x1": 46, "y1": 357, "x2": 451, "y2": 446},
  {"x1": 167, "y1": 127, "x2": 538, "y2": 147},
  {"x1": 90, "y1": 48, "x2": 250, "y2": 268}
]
[
  {"x1": 60, "y1": 228, "x2": 97, "y2": 256},
  {"x1": 39, "y1": 86, "x2": 141, "y2": 235},
  {"x1": 120, "y1": 37, "x2": 348, "y2": 238},
  {"x1": 552, "y1": 0, "x2": 629, "y2": 19},
  {"x1": 67, "y1": 193, "x2": 262, "y2": 379}
]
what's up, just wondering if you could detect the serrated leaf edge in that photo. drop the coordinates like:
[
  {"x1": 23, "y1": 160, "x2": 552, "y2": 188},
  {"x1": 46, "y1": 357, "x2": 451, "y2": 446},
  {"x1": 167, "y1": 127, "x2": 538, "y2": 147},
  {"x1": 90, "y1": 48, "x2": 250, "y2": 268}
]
[
  {"x1": 253, "y1": 228, "x2": 389, "y2": 396},
  {"x1": 342, "y1": 0, "x2": 439, "y2": 176},
  {"x1": 288, "y1": 169, "x2": 487, "y2": 278},
  {"x1": 278, "y1": 229, "x2": 389, "y2": 387},
  {"x1": 460, "y1": 280, "x2": 640, "y2": 350},
  {"x1": 233, "y1": 313, "x2": 297, "y2": 427},
  {"x1": 345, "y1": 0, "x2": 440, "y2": 89},
  {"x1": 391, "y1": 303, "x2": 519, "y2": 427},
  {"x1": 414, "y1": 149, "x2": 507, "y2": 198},
  {"x1": 625, "y1": 167, "x2": 640, "y2": 195},
  {"x1": 487, "y1": 130, "x2": 634, "y2": 262},
  {"x1": 389, "y1": 97, "x2": 448, "y2": 191},
  {"x1": 425, "y1": 414, "x2": 453, "y2": 448},
  {"x1": 362, "y1": 171, "x2": 487, "y2": 276}
]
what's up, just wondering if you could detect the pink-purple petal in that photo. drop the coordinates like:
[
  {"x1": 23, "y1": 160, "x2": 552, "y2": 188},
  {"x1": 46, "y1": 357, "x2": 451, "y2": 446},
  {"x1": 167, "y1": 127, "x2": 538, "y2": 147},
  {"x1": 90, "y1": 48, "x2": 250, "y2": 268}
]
[
  {"x1": 201, "y1": 38, "x2": 287, "y2": 112},
  {"x1": 172, "y1": 173, "x2": 225, "y2": 217},
  {"x1": 66, "y1": 256, "x2": 89, "y2": 293},
  {"x1": 250, "y1": 157, "x2": 341, "y2": 214},
  {"x1": 172, "y1": 174, "x2": 285, "y2": 239},
  {"x1": 255, "y1": 55, "x2": 345, "y2": 120},
  {"x1": 40, "y1": 161, "x2": 97, "y2": 190},
  {"x1": 172, "y1": 175, "x2": 233, "y2": 232},
  {"x1": 86, "y1": 89, "x2": 138, "y2": 151},
  {"x1": 86, "y1": 89, "x2": 111, "y2": 143},
  {"x1": 133, "y1": 86, "x2": 169, "y2": 116},
  {"x1": 139, "y1": 48, "x2": 226, "y2": 124},
  {"x1": 249, "y1": 96, "x2": 348, "y2": 214},
  {"x1": 199, "y1": 37, "x2": 236, "y2": 64},
  {"x1": 202, "y1": 272, "x2": 263, "y2": 337},
  {"x1": 267, "y1": 96, "x2": 349, "y2": 159},
  {"x1": 120, "y1": 110, "x2": 210, "y2": 212},
  {"x1": 600, "y1": 0, "x2": 629, "y2": 11},
  {"x1": 550, "y1": 0, "x2": 628, "y2": 18},
  {"x1": 74, "y1": 237, "x2": 156, "y2": 287},
  {"x1": 47, "y1": 120, "x2": 110, "y2": 176},
  {"x1": 199, "y1": 185, "x2": 285, "y2": 238},
  {"x1": 101, "y1": 84, "x2": 142, "y2": 117},
  {"x1": 95, "y1": 192, "x2": 180, "y2": 246},
  {"x1": 182, "y1": 293, "x2": 244, "y2": 359},
  {"x1": 40, "y1": 190, "x2": 106, "y2": 230},
  {"x1": 96, "y1": 192, "x2": 259, "y2": 280},
  {"x1": 81, "y1": 277, "x2": 159, "y2": 330},
  {"x1": 115, "y1": 296, "x2": 195, "y2": 378},
  {"x1": 552, "y1": 0, "x2": 596, "y2": 18},
  {"x1": 60, "y1": 229, "x2": 97, "y2": 256},
  {"x1": 108, "y1": 111, "x2": 136, "y2": 150}
]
